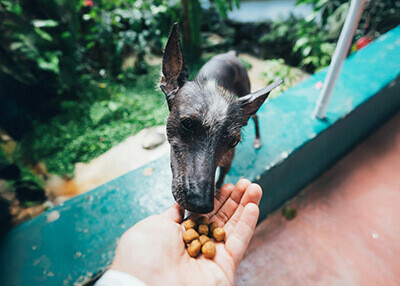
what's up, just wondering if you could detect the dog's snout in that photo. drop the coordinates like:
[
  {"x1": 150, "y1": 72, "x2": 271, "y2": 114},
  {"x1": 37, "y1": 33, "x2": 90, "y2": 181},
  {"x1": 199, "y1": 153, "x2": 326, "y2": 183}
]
[
  {"x1": 181, "y1": 181, "x2": 214, "y2": 214},
  {"x1": 170, "y1": 145, "x2": 217, "y2": 214},
  {"x1": 186, "y1": 191, "x2": 214, "y2": 214}
]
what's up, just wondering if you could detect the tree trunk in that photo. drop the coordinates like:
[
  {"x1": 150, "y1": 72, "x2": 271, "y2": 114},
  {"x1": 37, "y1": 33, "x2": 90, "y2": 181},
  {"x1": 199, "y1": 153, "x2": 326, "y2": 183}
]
[{"x1": 181, "y1": 0, "x2": 201, "y2": 65}]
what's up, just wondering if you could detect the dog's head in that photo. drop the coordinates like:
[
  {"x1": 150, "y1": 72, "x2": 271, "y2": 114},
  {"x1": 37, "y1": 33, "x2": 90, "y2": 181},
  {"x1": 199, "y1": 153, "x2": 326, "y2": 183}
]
[{"x1": 160, "y1": 23, "x2": 281, "y2": 213}]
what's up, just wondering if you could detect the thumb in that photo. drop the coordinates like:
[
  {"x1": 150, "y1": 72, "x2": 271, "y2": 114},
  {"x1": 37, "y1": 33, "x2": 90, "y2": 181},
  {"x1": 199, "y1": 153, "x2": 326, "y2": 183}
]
[{"x1": 161, "y1": 203, "x2": 185, "y2": 223}]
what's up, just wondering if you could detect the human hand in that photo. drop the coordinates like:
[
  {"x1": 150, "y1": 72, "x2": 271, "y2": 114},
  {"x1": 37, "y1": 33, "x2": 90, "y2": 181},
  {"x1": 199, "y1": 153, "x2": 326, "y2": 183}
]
[{"x1": 110, "y1": 179, "x2": 262, "y2": 286}]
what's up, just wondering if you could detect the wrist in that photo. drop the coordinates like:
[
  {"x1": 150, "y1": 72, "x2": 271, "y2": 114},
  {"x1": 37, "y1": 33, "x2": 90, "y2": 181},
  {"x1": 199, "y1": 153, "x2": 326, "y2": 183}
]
[{"x1": 95, "y1": 269, "x2": 147, "y2": 286}]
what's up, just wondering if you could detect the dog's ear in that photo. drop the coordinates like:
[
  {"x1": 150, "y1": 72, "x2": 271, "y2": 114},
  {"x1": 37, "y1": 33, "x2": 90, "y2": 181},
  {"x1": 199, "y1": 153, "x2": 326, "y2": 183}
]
[
  {"x1": 160, "y1": 23, "x2": 188, "y2": 110},
  {"x1": 238, "y1": 79, "x2": 283, "y2": 123}
]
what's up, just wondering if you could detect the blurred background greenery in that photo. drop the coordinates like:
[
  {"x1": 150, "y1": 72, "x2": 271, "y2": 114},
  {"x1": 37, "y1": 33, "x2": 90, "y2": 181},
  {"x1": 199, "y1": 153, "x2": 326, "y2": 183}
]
[{"x1": 0, "y1": 0, "x2": 399, "y2": 227}]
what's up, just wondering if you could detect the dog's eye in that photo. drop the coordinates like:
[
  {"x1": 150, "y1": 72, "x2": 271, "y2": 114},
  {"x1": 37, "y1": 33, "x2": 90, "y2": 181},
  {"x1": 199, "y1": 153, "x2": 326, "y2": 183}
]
[
  {"x1": 180, "y1": 117, "x2": 195, "y2": 133},
  {"x1": 230, "y1": 139, "x2": 240, "y2": 148}
]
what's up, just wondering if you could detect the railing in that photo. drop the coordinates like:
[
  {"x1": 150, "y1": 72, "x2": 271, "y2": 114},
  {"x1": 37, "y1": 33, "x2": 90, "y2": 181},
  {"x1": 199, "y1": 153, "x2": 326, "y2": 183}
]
[{"x1": 314, "y1": 0, "x2": 367, "y2": 119}]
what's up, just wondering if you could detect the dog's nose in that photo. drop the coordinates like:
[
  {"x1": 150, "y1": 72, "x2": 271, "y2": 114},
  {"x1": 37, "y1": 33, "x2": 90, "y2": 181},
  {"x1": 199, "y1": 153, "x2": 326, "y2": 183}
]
[{"x1": 185, "y1": 182, "x2": 214, "y2": 214}]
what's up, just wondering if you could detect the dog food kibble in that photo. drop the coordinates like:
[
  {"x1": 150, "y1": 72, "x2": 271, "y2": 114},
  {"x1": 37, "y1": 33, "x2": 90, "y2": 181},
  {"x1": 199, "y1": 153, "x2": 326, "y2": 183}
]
[
  {"x1": 198, "y1": 224, "x2": 209, "y2": 235},
  {"x1": 212, "y1": 227, "x2": 226, "y2": 242},
  {"x1": 209, "y1": 221, "x2": 218, "y2": 233},
  {"x1": 182, "y1": 218, "x2": 224, "y2": 259},
  {"x1": 183, "y1": 228, "x2": 199, "y2": 244},
  {"x1": 199, "y1": 235, "x2": 210, "y2": 246},
  {"x1": 187, "y1": 239, "x2": 201, "y2": 257},
  {"x1": 183, "y1": 219, "x2": 197, "y2": 230},
  {"x1": 196, "y1": 216, "x2": 209, "y2": 225},
  {"x1": 201, "y1": 241, "x2": 216, "y2": 259}
]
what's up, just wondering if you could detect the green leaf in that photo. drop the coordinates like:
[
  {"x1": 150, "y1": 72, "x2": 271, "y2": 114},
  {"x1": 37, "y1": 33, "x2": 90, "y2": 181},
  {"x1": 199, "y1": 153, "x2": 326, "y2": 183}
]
[
  {"x1": 32, "y1": 19, "x2": 59, "y2": 28},
  {"x1": 89, "y1": 101, "x2": 122, "y2": 125},
  {"x1": 3, "y1": 1, "x2": 22, "y2": 15},
  {"x1": 293, "y1": 37, "x2": 308, "y2": 52},
  {"x1": 300, "y1": 56, "x2": 315, "y2": 66},
  {"x1": 37, "y1": 53, "x2": 60, "y2": 74},
  {"x1": 320, "y1": 42, "x2": 335, "y2": 55},
  {"x1": 108, "y1": 101, "x2": 122, "y2": 112},
  {"x1": 90, "y1": 103, "x2": 110, "y2": 125},
  {"x1": 61, "y1": 32, "x2": 72, "y2": 39},
  {"x1": 9, "y1": 42, "x2": 24, "y2": 51},
  {"x1": 34, "y1": 28, "x2": 53, "y2": 41},
  {"x1": 295, "y1": 0, "x2": 314, "y2": 6},
  {"x1": 302, "y1": 46, "x2": 312, "y2": 57}
]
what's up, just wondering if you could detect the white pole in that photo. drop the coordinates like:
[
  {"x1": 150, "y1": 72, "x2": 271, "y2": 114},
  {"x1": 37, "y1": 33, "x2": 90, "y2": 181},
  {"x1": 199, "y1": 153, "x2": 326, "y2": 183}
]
[{"x1": 313, "y1": 0, "x2": 367, "y2": 119}]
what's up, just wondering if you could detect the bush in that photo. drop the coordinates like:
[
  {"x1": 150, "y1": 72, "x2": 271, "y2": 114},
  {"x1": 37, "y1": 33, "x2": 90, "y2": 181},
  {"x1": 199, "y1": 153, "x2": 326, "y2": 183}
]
[
  {"x1": 16, "y1": 65, "x2": 169, "y2": 176},
  {"x1": 0, "y1": 0, "x2": 81, "y2": 95},
  {"x1": 0, "y1": 0, "x2": 180, "y2": 138},
  {"x1": 258, "y1": 16, "x2": 303, "y2": 66},
  {"x1": 257, "y1": 0, "x2": 400, "y2": 73},
  {"x1": 293, "y1": 0, "x2": 400, "y2": 71}
]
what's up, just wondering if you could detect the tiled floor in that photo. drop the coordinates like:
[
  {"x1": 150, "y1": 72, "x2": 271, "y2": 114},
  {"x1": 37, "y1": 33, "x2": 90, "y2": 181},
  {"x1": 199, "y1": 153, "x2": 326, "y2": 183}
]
[{"x1": 235, "y1": 112, "x2": 400, "y2": 285}]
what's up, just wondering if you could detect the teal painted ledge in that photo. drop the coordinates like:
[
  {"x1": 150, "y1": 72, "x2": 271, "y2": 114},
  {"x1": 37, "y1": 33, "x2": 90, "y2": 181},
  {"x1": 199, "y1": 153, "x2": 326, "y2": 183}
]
[{"x1": 1, "y1": 27, "x2": 400, "y2": 285}]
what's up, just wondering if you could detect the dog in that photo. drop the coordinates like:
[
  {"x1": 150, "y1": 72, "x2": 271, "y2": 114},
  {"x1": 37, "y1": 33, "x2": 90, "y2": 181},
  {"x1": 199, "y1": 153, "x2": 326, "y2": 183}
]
[{"x1": 160, "y1": 23, "x2": 282, "y2": 213}]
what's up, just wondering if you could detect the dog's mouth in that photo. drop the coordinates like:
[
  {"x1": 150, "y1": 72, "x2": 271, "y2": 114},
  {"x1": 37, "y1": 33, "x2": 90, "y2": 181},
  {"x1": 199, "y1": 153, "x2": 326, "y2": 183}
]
[{"x1": 172, "y1": 182, "x2": 215, "y2": 214}]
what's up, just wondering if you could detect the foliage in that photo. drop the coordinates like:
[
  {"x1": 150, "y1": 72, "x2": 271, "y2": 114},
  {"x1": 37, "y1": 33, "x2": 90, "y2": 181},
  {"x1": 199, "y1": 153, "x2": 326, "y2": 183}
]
[
  {"x1": 296, "y1": 0, "x2": 400, "y2": 38},
  {"x1": 79, "y1": 0, "x2": 180, "y2": 75},
  {"x1": 292, "y1": 20, "x2": 336, "y2": 71},
  {"x1": 0, "y1": 0, "x2": 180, "y2": 130},
  {"x1": 0, "y1": 147, "x2": 46, "y2": 204},
  {"x1": 240, "y1": 58, "x2": 252, "y2": 71},
  {"x1": 0, "y1": 0, "x2": 80, "y2": 98},
  {"x1": 259, "y1": 16, "x2": 303, "y2": 65},
  {"x1": 213, "y1": 0, "x2": 240, "y2": 19},
  {"x1": 291, "y1": 0, "x2": 347, "y2": 71},
  {"x1": 293, "y1": 0, "x2": 400, "y2": 71},
  {"x1": 181, "y1": 0, "x2": 240, "y2": 64},
  {"x1": 0, "y1": 0, "x2": 241, "y2": 88},
  {"x1": 261, "y1": 59, "x2": 308, "y2": 97},
  {"x1": 16, "y1": 65, "x2": 168, "y2": 176},
  {"x1": 0, "y1": 0, "x2": 249, "y2": 177},
  {"x1": 259, "y1": 0, "x2": 400, "y2": 72},
  {"x1": 282, "y1": 206, "x2": 297, "y2": 220}
]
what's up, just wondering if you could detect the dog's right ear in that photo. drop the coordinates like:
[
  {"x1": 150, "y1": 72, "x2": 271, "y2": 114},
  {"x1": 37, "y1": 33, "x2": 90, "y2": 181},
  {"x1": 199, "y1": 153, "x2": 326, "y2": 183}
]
[
  {"x1": 238, "y1": 79, "x2": 283, "y2": 124},
  {"x1": 160, "y1": 23, "x2": 188, "y2": 110}
]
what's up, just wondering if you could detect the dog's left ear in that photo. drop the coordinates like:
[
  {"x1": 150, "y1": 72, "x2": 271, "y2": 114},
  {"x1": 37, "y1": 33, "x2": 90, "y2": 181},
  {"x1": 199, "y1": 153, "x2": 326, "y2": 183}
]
[
  {"x1": 160, "y1": 23, "x2": 188, "y2": 110},
  {"x1": 238, "y1": 79, "x2": 283, "y2": 123}
]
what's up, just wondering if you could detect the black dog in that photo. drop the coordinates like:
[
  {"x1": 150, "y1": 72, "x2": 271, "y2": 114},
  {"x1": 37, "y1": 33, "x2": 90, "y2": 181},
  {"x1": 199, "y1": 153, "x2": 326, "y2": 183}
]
[{"x1": 160, "y1": 23, "x2": 282, "y2": 213}]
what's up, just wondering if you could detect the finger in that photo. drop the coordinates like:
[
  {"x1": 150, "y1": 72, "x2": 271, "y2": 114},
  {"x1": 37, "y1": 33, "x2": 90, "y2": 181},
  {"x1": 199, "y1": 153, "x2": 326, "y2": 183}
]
[
  {"x1": 161, "y1": 203, "x2": 185, "y2": 223},
  {"x1": 211, "y1": 179, "x2": 251, "y2": 226},
  {"x1": 224, "y1": 203, "x2": 259, "y2": 267},
  {"x1": 224, "y1": 183, "x2": 262, "y2": 237},
  {"x1": 208, "y1": 183, "x2": 235, "y2": 217}
]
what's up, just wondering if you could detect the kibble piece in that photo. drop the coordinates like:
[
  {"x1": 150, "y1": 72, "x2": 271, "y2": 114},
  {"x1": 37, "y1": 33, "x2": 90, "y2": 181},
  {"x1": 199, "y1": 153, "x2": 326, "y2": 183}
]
[
  {"x1": 183, "y1": 229, "x2": 199, "y2": 244},
  {"x1": 196, "y1": 216, "x2": 209, "y2": 225},
  {"x1": 209, "y1": 221, "x2": 218, "y2": 233},
  {"x1": 187, "y1": 239, "x2": 201, "y2": 257},
  {"x1": 212, "y1": 227, "x2": 226, "y2": 242},
  {"x1": 201, "y1": 241, "x2": 216, "y2": 259},
  {"x1": 198, "y1": 224, "x2": 209, "y2": 236},
  {"x1": 183, "y1": 219, "x2": 197, "y2": 231},
  {"x1": 199, "y1": 235, "x2": 210, "y2": 246}
]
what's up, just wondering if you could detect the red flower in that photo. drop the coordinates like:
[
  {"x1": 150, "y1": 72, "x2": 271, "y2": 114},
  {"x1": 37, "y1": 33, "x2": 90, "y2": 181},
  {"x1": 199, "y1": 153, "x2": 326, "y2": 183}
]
[
  {"x1": 83, "y1": 0, "x2": 93, "y2": 7},
  {"x1": 356, "y1": 36, "x2": 373, "y2": 50}
]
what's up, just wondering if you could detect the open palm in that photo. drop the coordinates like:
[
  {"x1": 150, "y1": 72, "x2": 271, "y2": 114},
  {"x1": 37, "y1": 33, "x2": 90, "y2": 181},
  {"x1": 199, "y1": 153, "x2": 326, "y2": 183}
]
[{"x1": 111, "y1": 179, "x2": 262, "y2": 286}]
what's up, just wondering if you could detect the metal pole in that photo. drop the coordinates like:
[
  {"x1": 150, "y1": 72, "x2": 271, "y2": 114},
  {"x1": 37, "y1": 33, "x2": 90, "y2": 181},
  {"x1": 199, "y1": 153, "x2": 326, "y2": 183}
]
[{"x1": 313, "y1": 0, "x2": 367, "y2": 119}]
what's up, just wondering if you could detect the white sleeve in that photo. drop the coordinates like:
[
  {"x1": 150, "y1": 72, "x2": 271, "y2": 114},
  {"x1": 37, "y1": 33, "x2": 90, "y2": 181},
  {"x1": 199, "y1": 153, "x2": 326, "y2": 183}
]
[{"x1": 95, "y1": 270, "x2": 148, "y2": 286}]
